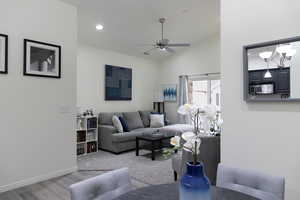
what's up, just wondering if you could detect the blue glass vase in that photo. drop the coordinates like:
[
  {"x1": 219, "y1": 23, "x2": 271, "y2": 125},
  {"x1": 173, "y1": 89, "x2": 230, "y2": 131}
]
[{"x1": 180, "y1": 162, "x2": 211, "y2": 200}]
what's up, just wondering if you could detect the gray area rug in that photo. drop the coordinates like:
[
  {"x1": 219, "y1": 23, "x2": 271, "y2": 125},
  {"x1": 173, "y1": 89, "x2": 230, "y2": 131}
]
[
  {"x1": 78, "y1": 150, "x2": 174, "y2": 188},
  {"x1": 0, "y1": 150, "x2": 174, "y2": 200}
]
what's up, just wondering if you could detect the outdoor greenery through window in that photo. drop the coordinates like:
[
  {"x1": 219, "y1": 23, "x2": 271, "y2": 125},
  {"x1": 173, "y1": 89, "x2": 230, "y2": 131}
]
[{"x1": 188, "y1": 74, "x2": 221, "y2": 111}]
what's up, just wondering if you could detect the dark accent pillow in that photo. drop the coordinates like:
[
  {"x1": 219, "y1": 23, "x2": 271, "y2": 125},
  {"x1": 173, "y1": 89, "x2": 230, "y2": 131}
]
[
  {"x1": 123, "y1": 112, "x2": 145, "y2": 131},
  {"x1": 119, "y1": 116, "x2": 129, "y2": 132}
]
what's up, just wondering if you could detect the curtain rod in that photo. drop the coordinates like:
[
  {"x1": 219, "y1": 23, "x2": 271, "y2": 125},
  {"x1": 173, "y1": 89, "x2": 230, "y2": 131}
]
[{"x1": 179, "y1": 72, "x2": 220, "y2": 78}]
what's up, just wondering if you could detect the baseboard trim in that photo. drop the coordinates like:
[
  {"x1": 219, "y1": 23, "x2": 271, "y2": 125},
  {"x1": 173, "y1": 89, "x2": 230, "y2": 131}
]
[{"x1": 0, "y1": 166, "x2": 78, "y2": 193}]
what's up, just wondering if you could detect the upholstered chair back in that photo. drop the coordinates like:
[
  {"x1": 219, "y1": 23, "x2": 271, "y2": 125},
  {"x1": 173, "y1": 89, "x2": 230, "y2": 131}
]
[
  {"x1": 217, "y1": 164, "x2": 285, "y2": 200},
  {"x1": 70, "y1": 168, "x2": 133, "y2": 200}
]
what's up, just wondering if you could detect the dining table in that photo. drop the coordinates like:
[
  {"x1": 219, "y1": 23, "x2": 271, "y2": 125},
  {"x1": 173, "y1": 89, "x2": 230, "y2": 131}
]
[{"x1": 115, "y1": 183, "x2": 259, "y2": 200}]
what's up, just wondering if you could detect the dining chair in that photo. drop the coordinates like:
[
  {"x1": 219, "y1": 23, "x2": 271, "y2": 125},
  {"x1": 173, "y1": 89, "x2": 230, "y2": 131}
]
[
  {"x1": 69, "y1": 168, "x2": 133, "y2": 200},
  {"x1": 217, "y1": 164, "x2": 285, "y2": 200}
]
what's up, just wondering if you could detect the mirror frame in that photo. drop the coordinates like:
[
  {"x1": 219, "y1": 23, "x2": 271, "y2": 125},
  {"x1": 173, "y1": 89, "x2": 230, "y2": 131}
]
[{"x1": 243, "y1": 36, "x2": 300, "y2": 102}]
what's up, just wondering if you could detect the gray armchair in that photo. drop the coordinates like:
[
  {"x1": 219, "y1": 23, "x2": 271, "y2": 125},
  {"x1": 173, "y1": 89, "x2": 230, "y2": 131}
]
[
  {"x1": 69, "y1": 168, "x2": 133, "y2": 200},
  {"x1": 172, "y1": 136, "x2": 220, "y2": 185},
  {"x1": 217, "y1": 164, "x2": 285, "y2": 200}
]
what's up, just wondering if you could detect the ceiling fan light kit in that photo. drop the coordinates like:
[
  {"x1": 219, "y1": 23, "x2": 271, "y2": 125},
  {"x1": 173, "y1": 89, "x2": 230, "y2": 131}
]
[{"x1": 143, "y1": 18, "x2": 191, "y2": 56}]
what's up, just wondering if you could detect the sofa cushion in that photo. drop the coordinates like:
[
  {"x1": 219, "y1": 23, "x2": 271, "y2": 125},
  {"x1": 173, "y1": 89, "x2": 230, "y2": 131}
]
[
  {"x1": 133, "y1": 128, "x2": 159, "y2": 136},
  {"x1": 138, "y1": 110, "x2": 152, "y2": 127},
  {"x1": 123, "y1": 112, "x2": 144, "y2": 131},
  {"x1": 112, "y1": 128, "x2": 158, "y2": 143},
  {"x1": 159, "y1": 124, "x2": 193, "y2": 137},
  {"x1": 112, "y1": 132, "x2": 142, "y2": 143},
  {"x1": 99, "y1": 112, "x2": 123, "y2": 125}
]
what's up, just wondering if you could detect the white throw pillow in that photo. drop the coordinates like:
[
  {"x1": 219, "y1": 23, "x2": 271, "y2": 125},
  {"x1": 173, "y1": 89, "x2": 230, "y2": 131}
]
[
  {"x1": 112, "y1": 115, "x2": 123, "y2": 133},
  {"x1": 150, "y1": 114, "x2": 165, "y2": 128}
]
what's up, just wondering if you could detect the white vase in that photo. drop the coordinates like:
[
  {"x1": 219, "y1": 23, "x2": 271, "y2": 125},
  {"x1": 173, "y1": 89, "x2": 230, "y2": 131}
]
[{"x1": 42, "y1": 61, "x2": 48, "y2": 72}]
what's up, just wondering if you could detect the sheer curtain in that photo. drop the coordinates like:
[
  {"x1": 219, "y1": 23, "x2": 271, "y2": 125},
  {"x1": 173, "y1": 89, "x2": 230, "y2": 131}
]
[{"x1": 178, "y1": 75, "x2": 189, "y2": 124}]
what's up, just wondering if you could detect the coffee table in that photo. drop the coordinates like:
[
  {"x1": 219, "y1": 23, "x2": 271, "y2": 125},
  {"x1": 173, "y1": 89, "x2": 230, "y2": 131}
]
[
  {"x1": 136, "y1": 134, "x2": 172, "y2": 161},
  {"x1": 115, "y1": 183, "x2": 260, "y2": 200}
]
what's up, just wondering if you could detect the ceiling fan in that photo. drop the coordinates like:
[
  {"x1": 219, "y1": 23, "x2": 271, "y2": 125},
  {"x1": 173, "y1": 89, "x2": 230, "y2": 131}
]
[{"x1": 143, "y1": 18, "x2": 191, "y2": 55}]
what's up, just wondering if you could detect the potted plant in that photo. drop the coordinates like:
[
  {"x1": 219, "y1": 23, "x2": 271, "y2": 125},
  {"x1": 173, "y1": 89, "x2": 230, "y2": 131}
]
[{"x1": 166, "y1": 104, "x2": 223, "y2": 200}]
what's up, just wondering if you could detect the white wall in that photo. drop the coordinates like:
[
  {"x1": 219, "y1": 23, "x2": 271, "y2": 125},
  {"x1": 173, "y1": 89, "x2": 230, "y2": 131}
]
[
  {"x1": 77, "y1": 44, "x2": 160, "y2": 113},
  {"x1": 290, "y1": 43, "x2": 300, "y2": 98},
  {"x1": 221, "y1": 0, "x2": 300, "y2": 199},
  {"x1": 159, "y1": 34, "x2": 220, "y2": 123},
  {"x1": 0, "y1": 0, "x2": 77, "y2": 192}
]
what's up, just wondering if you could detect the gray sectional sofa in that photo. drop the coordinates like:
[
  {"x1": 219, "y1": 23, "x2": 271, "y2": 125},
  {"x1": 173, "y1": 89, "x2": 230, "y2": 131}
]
[{"x1": 98, "y1": 111, "x2": 193, "y2": 154}]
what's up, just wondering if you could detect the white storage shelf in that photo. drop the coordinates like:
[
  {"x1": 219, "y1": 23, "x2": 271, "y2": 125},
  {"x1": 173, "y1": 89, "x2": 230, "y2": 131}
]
[{"x1": 76, "y1": 116, "x2": 98, "y2": 156}]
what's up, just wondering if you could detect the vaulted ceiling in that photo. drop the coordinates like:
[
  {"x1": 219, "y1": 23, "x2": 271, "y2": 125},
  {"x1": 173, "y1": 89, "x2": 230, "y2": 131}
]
[{"x1": 61, "y1": 0, "x2": 220, "y2": 60}]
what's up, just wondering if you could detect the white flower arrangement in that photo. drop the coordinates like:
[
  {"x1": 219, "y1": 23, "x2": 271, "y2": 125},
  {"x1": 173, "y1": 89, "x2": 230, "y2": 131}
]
[
  {"x1": 164, "y1": 131, "x2": 201, "y2": 164},
  {"x1": 170, "y1": 136, "x2": 181, "y2": 148},
  {"x1": 178, "y1": 104, "x2": 223, "y2": 135},
  {"x1": 164, "y1": 104, "x2": 223, "y2": 164},
  {"x1": 170, "y1": 132, "x2": 201, "y2": 154}
]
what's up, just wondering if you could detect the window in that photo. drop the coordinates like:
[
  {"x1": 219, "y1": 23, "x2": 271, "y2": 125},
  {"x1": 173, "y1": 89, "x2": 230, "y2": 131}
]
[{"x1": 188, "y1": 74, "x2": 221, "y2": 110}]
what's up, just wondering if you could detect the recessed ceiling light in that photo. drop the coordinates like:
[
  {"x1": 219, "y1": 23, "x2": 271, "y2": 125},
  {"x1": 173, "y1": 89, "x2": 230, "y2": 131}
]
[{"x1": 96, "y1": 24, "x2": 104, "y2": 31}]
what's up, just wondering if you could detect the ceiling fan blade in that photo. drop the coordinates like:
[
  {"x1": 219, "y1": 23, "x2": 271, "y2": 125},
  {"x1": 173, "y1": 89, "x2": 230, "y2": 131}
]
[
  {"x1": 168, "y1": 43, "x2": 191, "y2": 47},
  {"x1": 143, "y1": 47, "x2": 157, "y2": 55},
  {"x1": 165, "y1": 47, "x2": 175, "y2": 53},
  {"x1": 137, "y1": 44, "x2": 156, "y2": 46}
]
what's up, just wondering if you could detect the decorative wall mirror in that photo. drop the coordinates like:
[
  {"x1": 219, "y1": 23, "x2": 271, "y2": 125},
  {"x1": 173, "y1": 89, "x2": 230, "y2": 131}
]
[
  {"x1": 0, "y1": 34, "x2": 8, "y2": 74},
  {"x1": 244, "y1": 36, "x2": 300, "y2": 102}
]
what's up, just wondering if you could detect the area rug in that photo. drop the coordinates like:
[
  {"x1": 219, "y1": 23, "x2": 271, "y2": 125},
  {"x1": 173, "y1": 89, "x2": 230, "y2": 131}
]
[{"x1": 78, "y1": 149, "x2": 174, "y2": 188}]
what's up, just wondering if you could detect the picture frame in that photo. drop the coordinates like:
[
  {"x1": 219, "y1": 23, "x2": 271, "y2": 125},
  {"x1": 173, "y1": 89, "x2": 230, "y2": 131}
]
[
  {"x1": 162, "y1": 84, "x2": 177, "y2": 102},
  {"x1": 243, "y1": 36, "x2": 300, "y2": 102},
  {"x1": 0, "y1": 34, "x2": 8, "y2": 74},
  {"x1": 105, "y1": 65, "x2": 132, "y2": 101},
  {"x1": 24, "y1": 39, "x2": 61, "y2": 78}
]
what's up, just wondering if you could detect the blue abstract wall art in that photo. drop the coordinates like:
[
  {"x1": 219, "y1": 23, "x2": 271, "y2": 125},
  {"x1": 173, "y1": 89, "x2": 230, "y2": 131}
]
[
  {"x1": 163, "y1": 84, "x2": 177, "y2": 102},
  {"x1": 105, "y1": 65, "x2": 132, "y2": 101}
]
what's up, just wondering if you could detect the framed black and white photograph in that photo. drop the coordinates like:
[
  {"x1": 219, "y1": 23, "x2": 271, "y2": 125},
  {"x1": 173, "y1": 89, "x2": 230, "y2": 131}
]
[
  {"x1": 24, "y1": 39, "x2": 61, "y2": 78},
  {"x1": 0, "y1": 34, "x2": 8, "y2": 74}
]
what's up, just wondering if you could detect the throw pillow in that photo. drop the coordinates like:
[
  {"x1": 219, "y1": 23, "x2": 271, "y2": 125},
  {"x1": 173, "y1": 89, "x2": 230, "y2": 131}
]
[
  {"x1": 123, "y1": 112, "x2": 145, "y2": 131},
  {"x1": 112, "y1": 115, "x2": 123, "y2": 133},
  {"x1": 139, "y1": 110, "x2": 151, "y2": 127},
  {"x1": 118, "y1": 116, "x2": 129, "y2": 132},
  {"x1": 151, "y1": 112, "x2": 168, "y2": 125},
  {"x1": 150, "y1": 114, "x2": 165, "y2": 128}
]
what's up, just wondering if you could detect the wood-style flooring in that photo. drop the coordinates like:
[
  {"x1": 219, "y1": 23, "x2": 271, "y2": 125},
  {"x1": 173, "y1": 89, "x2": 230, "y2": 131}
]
[
  {"x1": 0, "y1": 171, "x2": 103, "y2": 200},
  {"x1": 0, "y1": 148, "x2": 173, "y2": 200}
]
